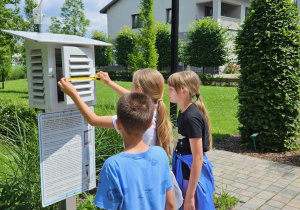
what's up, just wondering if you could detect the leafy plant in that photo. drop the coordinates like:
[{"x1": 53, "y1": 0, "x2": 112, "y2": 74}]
[
  {"x1": 236, "y1": 0, "x2": 300, "y2": 151},
  {"x1": 184, "y1": 18, "x2": 228, "y2": 73},
  {"x1": 128, "y1": 0, "x2": 158, "y2": 70},
  {"x1": 92, "y1": 31, "x2": 113, "y2": 67},
  {"x1": 114, "y1": 26, "x2": 138, "y2": 69},
  {"x1": 77, "y1": 192, "x2": 97, "y2": 210},
  {"x1": 48, "y1": 0, "x2": 90, "y2": 37},
  {"x1": 155, "y1": 22, "x2": 171, "y2": 69},
  {"x1": 213, "y1": 188, "x2": 239, "y2": 210},
  {"x1": 225, "y1": 63, "x2": 240, "y2": 74},
  {"x1": 0, "y1": 98, "x2": 38, "y2": 144},
  {"x1": 0, "y1": 108, "x2": 57, "y2": 209}
]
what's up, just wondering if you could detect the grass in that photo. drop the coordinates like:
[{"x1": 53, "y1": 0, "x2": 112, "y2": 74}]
[
  {"x1": 1, "y1": 79, "x2": 239, "y2": 140},
  {"x1": 0, "y1": 79, "x2": 239, "y2": 209}
]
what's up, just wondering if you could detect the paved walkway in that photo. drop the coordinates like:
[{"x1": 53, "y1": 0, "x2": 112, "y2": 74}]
[{"x1": 206, "y1": 150, "x2": 300, "y2": 209}]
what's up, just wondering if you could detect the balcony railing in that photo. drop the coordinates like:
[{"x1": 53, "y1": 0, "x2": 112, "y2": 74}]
[{"x1": 197, "y1": 16, "x2": 241, "y2": 30}]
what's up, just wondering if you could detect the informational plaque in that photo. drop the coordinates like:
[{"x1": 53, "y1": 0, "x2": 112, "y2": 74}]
[{"x1": 38, "y1": 108, "x2": 96, "y2": 207}]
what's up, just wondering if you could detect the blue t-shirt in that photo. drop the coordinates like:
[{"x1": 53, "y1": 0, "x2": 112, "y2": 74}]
[{"x1": 94, "y1": 146, "x2": 173, "y2": 210}]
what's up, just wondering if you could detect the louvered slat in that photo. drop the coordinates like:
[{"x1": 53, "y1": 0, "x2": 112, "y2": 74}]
[
  {"x1": 30, "y1": 49, "x2": 45, "y2": 104},
  {"x1": 32, "y1": 85, "x2": 44, "y2": 90},
  {"x1": 30, "y1": 58, "x2": 42, "y2": 63},
  {"x1": 69, "y1": 65, "x2": 91, "y2": 70},
  {"x1": 32, "y1": 91, "x2": 45, "y2": 97},
  {"x1": 32, "y1": 98, "x2": 45, "y2": 103},
  {"x1": 31, "y1": 72, "x2": 43, "y2": 77},
  {"x1": 69, "y1": 57, "x2": 90, "y2": 63}
]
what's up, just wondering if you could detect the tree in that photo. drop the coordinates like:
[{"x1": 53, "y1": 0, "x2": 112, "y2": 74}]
[
  {"x1": 48, "y1": 0, "x2": 90, "y2": 37},
  {"x1": 24, "y1": 0, "x2": 38, "y2": 32},
  {"x1": 114, "y1": 26, "x2": 137, "y2": 69},
  {"x1": 128, "y1": 0, "x2": 158, "y2": 70},
  {"x1": 184, "y1": 18, "x2": 227, "y2": 73},
  {"x1": 155, "y1": 22, "x2": 171, "y2": 70},
  {"x1": 0, "y1": 0, "x2": 25, "y2": 89},
  {"x1": 236, "y1": 0, "x2": 300, "y2": 151},
  {"x1": 91, "y1": 30, "x2": 113, "y2": 67}
]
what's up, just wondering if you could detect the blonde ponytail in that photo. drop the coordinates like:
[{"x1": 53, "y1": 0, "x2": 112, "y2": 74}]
[
  {"x1": 195, "y1": 96, "x2": 213, "y2": 150},
  {"x1": 156, "y1": 100, "x2": 173, "y2": 157},
  {"x1": 133, "y1": 68, "x2": 174, "y2": 157}
]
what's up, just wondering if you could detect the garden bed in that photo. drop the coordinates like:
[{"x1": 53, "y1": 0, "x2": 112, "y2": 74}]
[{"x1": 214, "y1": 133, "x2": 300, "y2": 167}]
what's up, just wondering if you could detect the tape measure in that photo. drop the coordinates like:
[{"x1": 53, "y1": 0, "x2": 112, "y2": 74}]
[{"x1": 68, "y1": 76, "x2": 102, "y2": 82}]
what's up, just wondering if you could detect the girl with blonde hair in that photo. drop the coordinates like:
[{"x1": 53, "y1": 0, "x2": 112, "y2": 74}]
[
  {"x1": 167, "y1": 70, "x2": 215, "y2": 210},
  {"x1": 58, "y1": 68, "x2": 183, "y2": 208}
]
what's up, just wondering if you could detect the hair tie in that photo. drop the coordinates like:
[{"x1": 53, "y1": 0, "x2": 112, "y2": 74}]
[{"x1": 195, "y1": 93, "x2": 200, "y2": 99}]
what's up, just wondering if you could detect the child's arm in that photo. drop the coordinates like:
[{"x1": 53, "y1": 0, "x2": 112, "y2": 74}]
[
  {"x1": 184, "y1": 138, "x2": 203, "y2": 209},
  {"x1": 58, "y1": 78, "x2": 114, "y2": 128},
  {"x1": 97, "y1": 71, "x2": 130, "y2": 95},
  {"x1": 165, "y1": 188, "x2": 176, "y2": 210}
]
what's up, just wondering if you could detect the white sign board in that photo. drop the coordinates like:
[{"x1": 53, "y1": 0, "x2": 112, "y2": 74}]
[{"x1": 38, "y1": 108, "x2": 96, "y2": 207}]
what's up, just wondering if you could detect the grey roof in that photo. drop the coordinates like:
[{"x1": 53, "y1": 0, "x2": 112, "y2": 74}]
[
  {"x1": 100, "y1": 0, "x2": 120, "y2": 14},
  {"x1": 2, "y1": 30, "x2": 112, "y2": 46}
]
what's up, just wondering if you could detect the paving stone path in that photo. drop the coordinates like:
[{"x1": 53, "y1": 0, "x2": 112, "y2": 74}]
[{"x1": 206, "y1": 150, "x2": 300, "y2": 209}]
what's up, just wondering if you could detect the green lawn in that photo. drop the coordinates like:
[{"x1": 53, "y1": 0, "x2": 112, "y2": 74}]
[{"x1": 1, "y1": 79, "x2": 239, "y2": 140}]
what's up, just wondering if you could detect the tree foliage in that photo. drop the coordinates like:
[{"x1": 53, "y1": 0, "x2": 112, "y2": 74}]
[
  {"x1": 128, "y1": 0, "x2": 158, "y2": 70},
  {"x1": 114, "y1": 26, "x2": 137, "y2": 69},
  {"x1": 48, "y1": 0, "x2": 90, "y2": 37},
  {"x1": 0, "y1": 0, "x2": 25, "y2": 89},
  {"x1": 184, "y1": 18, "x2": 227, "y2": 72},
  {"x1": 155, "y1": 22, "x2": 171, "y2": 69},
  {"x1": 24, "y1": 0, "x2": 38, "y2": 32},
  {"x1": 236, "y1": 0, "x2": 300, "y2": 151},
  {"x1": 91, "y1": 30, "x2": 113, "y2": 67}
]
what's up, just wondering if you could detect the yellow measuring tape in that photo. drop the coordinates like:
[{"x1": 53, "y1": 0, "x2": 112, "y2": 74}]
[{"x1": 68, "y1": 76, "x2": 102, "y2": 82}]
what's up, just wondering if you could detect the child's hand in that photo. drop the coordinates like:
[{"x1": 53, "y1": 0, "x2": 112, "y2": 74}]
[
  {"x1": 97, "y1": 71, "x2": 112, "y2": 85},
  {"x1": 58, "y1": 78, "x2": 78, "y2": 98},
  {"x1": 183, "y1": 196, "x2": 195, "y2": 210}
]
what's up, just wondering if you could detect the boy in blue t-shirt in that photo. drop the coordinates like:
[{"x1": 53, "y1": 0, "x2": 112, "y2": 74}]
[{"x1": 94, "y1": 93, "x2": 175, "y2": 210}]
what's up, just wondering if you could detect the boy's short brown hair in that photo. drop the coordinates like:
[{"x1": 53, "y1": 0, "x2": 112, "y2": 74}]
[{"x1": 117, "y1": 92, "x2": 154, "y2": 135}]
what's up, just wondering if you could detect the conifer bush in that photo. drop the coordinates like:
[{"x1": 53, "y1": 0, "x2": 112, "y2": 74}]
[{"x1": 236, "y1": 0, "x2": 300, "y2": 151}]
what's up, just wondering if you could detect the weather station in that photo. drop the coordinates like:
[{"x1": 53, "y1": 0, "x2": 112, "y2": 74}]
[{"x1": 2, "y1": 1, "x2": 112, "y2": 209}]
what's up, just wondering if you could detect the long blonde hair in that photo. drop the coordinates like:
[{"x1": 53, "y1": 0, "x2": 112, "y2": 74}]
[
  {"x1": 132, "y1": 68, "x2": 173, "y2": 156},
  {"x1": 167, "y1": 70, "x2": 212, "y2": 150}
]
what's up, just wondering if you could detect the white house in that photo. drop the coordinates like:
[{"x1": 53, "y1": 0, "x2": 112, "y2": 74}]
[{"x1": 100, "y1": 0, "x2": 251, "y2": 40}]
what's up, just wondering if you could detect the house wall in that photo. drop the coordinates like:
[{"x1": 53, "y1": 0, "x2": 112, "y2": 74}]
[{"x1": 105, "y1": 0, "x2": 250, "y2": 39}]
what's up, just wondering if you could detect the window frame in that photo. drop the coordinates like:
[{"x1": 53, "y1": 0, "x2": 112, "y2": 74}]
[
  {"x1": 132, "y1": 14, "x2": 140, "y2": 29},
  {"x1": 166, "y1": 8, "x2": 172, "y2": 24}
]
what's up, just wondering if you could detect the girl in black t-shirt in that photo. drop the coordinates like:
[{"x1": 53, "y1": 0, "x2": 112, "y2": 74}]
[{"x1": 167, "y1": 71, "x2": 215, "y2": 210}]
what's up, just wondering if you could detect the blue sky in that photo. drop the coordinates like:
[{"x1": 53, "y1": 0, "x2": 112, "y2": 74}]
[{"x1": 19, "y1": 0, "x2": 112, "y2": 38}]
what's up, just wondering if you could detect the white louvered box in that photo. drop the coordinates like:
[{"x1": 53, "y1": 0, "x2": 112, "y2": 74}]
[{"x1": 3, "y1": 30, "x2": 112, "y2": 111}]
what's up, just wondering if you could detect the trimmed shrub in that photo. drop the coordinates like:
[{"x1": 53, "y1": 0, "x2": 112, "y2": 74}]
[
  {"x1": 236, "y1": 0, "x2": 300, "y2": 151},
  {"x1": 7, "y1": 65, "x2": 26, "y2": 80}
]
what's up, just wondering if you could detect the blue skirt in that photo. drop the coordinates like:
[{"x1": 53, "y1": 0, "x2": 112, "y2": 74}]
[{"x1": 172, "y1": 152, "x2": 215, "y2": 210}]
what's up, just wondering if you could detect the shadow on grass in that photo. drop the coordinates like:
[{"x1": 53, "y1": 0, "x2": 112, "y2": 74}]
[{"x1": 0, "y1": 90, "x2": 28, "y2": 94}]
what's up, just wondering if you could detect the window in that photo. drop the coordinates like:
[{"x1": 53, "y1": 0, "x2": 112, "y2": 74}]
[
  {"x1": 245, "y1": 7, "x2": 250, "y2": 18},
  {"x1": 205, "y1": 6, "x2": 213, "y2": 17},
  {"x1": 132, "y1": 14, "x2": 140, "y2": 28},
  {"x1": 166, "y1": 8, "x2": 172, "y2": 24}
]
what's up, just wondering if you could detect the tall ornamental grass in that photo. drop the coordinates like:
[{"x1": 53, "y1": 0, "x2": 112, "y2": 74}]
[{"x1": 0, "y1": 108, "x2": 57, "y2": 209}]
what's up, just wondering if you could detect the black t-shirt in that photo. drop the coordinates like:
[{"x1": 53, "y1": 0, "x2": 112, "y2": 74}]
[{"x1": 174, "y1": 103, "x2": 210, "y2": 179}]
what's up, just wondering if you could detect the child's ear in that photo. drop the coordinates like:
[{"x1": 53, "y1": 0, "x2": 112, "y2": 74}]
[
  {"x1": 181, "y1": 88, "x2": 187, "y2": 95},
  {"x1": 116, "y1": 119, "x2": 122, "y2": 130},
  {"x1": 136, "y1": 86, "x2": 143, "y2": 93}
]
